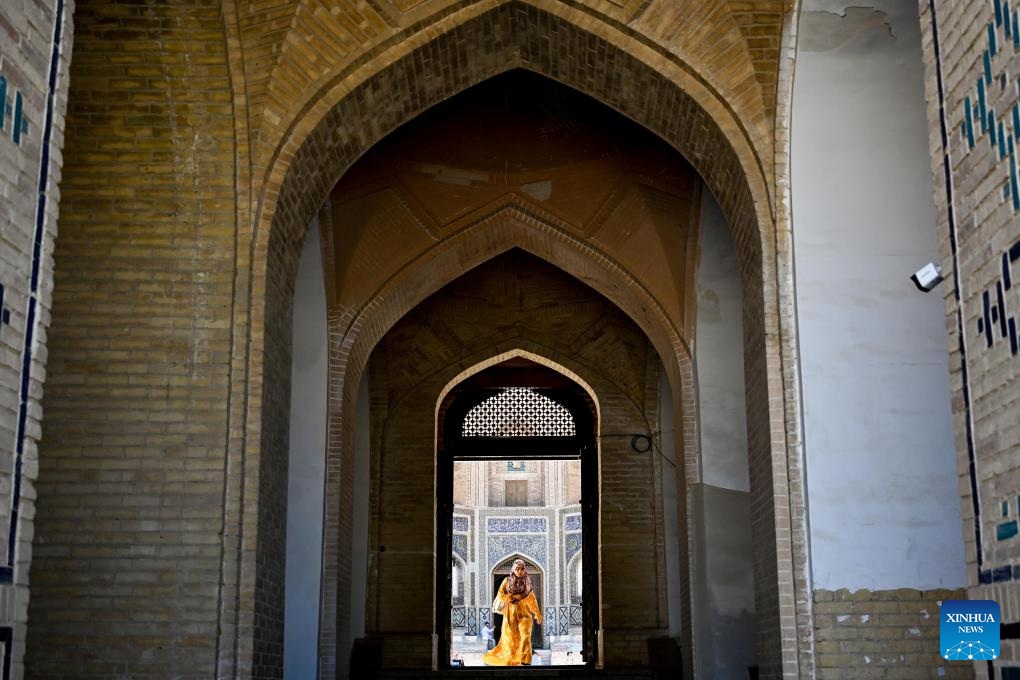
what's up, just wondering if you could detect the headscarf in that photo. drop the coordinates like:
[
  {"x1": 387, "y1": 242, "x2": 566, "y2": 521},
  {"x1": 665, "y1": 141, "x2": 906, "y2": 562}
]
[{"x1": 506, "y1": 558, "x2": 533, "y2": 597}]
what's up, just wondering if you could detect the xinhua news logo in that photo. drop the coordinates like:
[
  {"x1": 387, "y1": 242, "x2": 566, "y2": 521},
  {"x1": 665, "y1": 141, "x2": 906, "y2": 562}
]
[{"x1": 940, "y1": 600, "x2": 999, "y2": 661}]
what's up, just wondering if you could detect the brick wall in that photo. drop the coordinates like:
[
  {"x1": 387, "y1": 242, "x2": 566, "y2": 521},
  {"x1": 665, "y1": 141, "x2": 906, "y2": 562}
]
[
  {"x1": 919, "y1": 0, "x2": 1020, "y2": 674},
  {"x1": 0, "y1": 0, "x2": 73, "y2": 677},
  {"x1": 22, "y1": 1, "x2": 814, "y2": 678},
  {"x1": 814, "y1": 588, "x2": 971, "y2": 679},
  {"x1": 26, "y1": 1, "x2": 236, "y2": 676}
]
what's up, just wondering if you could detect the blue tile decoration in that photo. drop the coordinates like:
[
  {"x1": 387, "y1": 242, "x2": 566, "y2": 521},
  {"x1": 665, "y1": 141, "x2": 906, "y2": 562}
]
[
  {"x1": 488, "y1": 535, "x2": 546, "y2": 567},
  {"x1": 962, "y1": 13, "x2": 1020, "y2": 211},
  {"x1": 0, "y1": 283, "x2": 11, "y2": 338},
  {"x1": 487, "y1": 517, "x2": 546, "y2": 533},
  {"x1": 452, "y1": 607, "x2": 466, "y2": 628},
  {"x1": 565, "y1": 533, "x2": 582, "y2": 561},
  {"x1": 467, "y1": 608, "x2": 478, "y2": 635},
  {"x1": 569, "y1": 604, "x2": 582, "y2": 626},
  {"x1": 980, "y1": 562, "x2": 1020, "y2": 584},
  {"x1": 506, "y1": 461, "x2": 526, "y2": 472},
  {"x1": 452, "y1": 534, "x2": 467, "y2": 561},
  {"x1": 479, "y1": 607, "x2": 490, "y2": 628},
  {"x1": 565, "y1": 514, "x2": 581, "y2": 531},
  {"x1": 558, "y1": 606, "x2": 570, "y2": 635},
  {"x1": 453, "y1": 515, "x2": 469, "y2": 532},
  {"x1": 998, "y1": 520, "x2": 1019, "y2": 541},
  {"x1": 0, "y1": 76, "x2": 30, "y2": 146},
  {"x1": 545, "y1": 607, "x2": 555, "y2": 631},
  {"x1": 975, "y1": 239, "x2": 1020, "y2": 355}
]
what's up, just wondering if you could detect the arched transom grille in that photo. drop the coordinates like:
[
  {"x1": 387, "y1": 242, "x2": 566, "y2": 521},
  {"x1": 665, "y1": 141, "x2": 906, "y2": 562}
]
[{"x1": 462, "y1": 388, "x2": 576, "y2": 437}]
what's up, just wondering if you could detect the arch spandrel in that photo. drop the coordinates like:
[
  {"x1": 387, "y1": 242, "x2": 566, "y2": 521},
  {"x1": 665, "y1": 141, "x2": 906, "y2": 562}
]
[
  {"x1": 251, "y1": 2, "x2": 776, "y2": 275},
  {"x1": 241, "y1": 0, "x2": 784, "y2": 195}
]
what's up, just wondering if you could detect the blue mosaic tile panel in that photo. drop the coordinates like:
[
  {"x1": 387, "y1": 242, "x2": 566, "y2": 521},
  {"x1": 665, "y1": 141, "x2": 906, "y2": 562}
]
[
  {"x1": 488, "y1": 535, "x2": 546, "y2": 567},
  {"x1": 506, "y1": 460, "x2": 526, "y2": 472},
  {"x1": 452, "y1": 534, "x2": 468, "y2": 561},
  {"x1": 565, "y1": 514, "x2": 581, "y2": 531},
  {"x1": 467, "y1": 607, "x2": 478, "y2": 635},
  {"x1": 546, "y1": 607, "x2": 556, "y2": 631},
  {"x1": 452, "y1": 607, "x2": 466, "y2": 628},
  {"x1": 488, "y1": 516, "x2": 546, "y2": 533},
  {"x1": 453, "y1": 515, "x2": 469, "y2": 532},
  {"x1": 558, "y1": 606, "x2": 570, "y2": 635},
  {"x1": 569, "y1": 605, "x2": 582, "y2": 626},
  {"x1": 974, "y1": 240, "x2": 1020, "y2": 356},
  {"x1": 480, "y1": 607, "x2": 490, "y2": 628},
  {"x1": 961, "y1": 6, "x2": 1020, "y2": 212},
  {"x1": 565, "y1": 533, "x2": 582, "y2": 561}
]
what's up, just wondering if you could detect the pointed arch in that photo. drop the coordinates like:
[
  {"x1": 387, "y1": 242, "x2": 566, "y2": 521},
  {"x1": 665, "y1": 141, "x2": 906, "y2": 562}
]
[{"x1": 225, "y1": 4, "x2": 809, "y2": 678}]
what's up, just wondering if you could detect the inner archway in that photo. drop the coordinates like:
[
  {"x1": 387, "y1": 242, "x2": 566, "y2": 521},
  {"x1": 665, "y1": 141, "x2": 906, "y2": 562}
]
[
  {"x1": 358, "y1": 250, "x2": 685, "y2": 674},
  {"x1": 438, "y1": 356, "x2": 598, "y2": 667}
]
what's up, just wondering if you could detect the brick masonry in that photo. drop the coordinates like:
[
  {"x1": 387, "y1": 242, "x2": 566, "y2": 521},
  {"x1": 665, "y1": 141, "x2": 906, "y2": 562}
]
[
  {"x1": 918, "y1": 0, "x2": 1020, "y2": 676},
  {"x1": 26, "y1": 0, "x2": 236, "y2": 677},
  {"x1": 0, "y1": 0, "x2": 73, "y2": 677},
  {"x1": 18, "y1": 1, "x2": 818, "y2": 679},
  {"x1": 814, "y1": 588, "x2": 972, "y2": 679}
]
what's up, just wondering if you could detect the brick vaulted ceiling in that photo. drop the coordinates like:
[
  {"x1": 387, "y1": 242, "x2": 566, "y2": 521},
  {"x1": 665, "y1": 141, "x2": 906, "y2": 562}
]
[{"x1": 233, "y1": 0, "x2": 793, "y2": 196}]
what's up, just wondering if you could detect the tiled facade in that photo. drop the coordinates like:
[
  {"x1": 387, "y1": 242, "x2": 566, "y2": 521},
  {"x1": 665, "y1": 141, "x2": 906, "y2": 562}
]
[{"x1": 919, "y1": 0, "x2": 1020, "y2": 676}]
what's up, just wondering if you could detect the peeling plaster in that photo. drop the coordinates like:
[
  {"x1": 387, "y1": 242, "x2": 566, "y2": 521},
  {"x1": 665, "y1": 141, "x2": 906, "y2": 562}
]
[{"x1": 799, "y1": 7, "x2": 895, "y2": 52}]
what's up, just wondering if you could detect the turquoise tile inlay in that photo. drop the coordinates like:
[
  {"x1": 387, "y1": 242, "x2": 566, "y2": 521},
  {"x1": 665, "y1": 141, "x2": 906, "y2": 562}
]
[
  {"x1": 997, "y1": 0, "x2": 1004, "y2": 26},
  {"x1": 990, "y1": 23, "x2": 998, "y2": 56},
  {"x1": 1007, "y1": 3, "x2": 1013, "y2": 38},
  {"x1": 1012, "y1": 104, "x2": 1019, "y2": 139},
  {"x1": 1000, "y1": 120, "x2": 1008, "y2": 158},
  {"x1": 1010, "y1": 138, "x2": 1019, "y2": 209},
  {"x1": 985, "y1": 50, "x2": 993, "y2": 84},
  {"x1": 0, "y1": 76, "x2": 6, "y2": 132},
  {"x1": 967, "y1": 97, "x2": 976, "y2": 148},
  {"x1": 979, "y1": 79, "x2": 988, "y2": 133},
  {"x1": 12, "y1": 92, "x2": 24, "y2": 145},
  {"x1": 997, "y1": 520, "x2": 1018, "y2": 541},
  {"x1": 1014, "y1": 10, "x2": 1019, "y2": 47}
]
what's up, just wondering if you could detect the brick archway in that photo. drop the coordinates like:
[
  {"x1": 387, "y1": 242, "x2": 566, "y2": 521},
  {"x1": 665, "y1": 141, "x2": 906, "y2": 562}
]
[{"x1": 227, "y1": 4, "x2": 807, "y2": 680}]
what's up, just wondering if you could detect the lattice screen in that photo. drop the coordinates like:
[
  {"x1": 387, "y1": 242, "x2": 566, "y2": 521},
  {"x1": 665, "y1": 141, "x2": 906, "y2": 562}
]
[{"x1": 461, "y1": 388, "x2": 575, "y2": 437}]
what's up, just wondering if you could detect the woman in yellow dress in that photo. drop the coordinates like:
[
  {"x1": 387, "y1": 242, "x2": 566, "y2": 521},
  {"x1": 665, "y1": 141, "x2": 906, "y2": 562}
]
[{"x1": 483, "y1": 559, "x2": 543, "y2": 666}]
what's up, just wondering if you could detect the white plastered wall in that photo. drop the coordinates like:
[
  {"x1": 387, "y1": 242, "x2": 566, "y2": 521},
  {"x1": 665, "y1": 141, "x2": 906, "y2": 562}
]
[
  {"x1": 284, "y1": 222, "x2": 373, "y2": 678},
  {"x1": 792, "y1": 0, "x2": 965, "y2": 590},
  {"x1": 691, "y1": 190, "x2": 756, "y2": 679}
]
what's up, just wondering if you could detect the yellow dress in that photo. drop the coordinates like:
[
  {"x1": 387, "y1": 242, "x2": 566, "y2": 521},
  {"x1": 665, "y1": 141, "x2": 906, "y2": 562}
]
[{"x1": 482, "y1": 577, "x2": 543, "y2": 666}]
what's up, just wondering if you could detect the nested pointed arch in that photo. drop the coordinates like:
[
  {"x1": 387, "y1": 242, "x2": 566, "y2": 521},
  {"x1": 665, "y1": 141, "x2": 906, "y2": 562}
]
[{"x1": 234, "y1": 3, "x2": 805, "y2": 679}]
